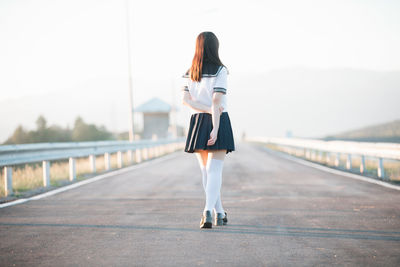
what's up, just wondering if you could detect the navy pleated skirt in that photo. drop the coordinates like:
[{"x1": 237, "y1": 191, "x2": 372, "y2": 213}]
[{"x1": 184, "y1": 112, "x2": 235, "y2": 154}]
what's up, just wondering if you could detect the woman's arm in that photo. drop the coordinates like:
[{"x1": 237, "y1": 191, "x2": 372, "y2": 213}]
[
  {"x1": 182, "y1": 91, "x2": 211, "y2": 113},
  {"x1": 207, "y1": 92, "x2": 224, "y2": 146},
  {"x1": 182, "y1": 91, "x2": 224, "y2": 115}
]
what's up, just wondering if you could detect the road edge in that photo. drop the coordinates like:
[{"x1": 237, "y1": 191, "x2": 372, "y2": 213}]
[
  {"x1": 0, "y1": 151, "x2": 182, "y2": 209},
  {"x1": 257, "y1": 145, "x2": 400, "y2": 192}
]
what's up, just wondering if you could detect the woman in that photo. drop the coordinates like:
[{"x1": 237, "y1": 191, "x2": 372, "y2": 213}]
[{"x1": 181, "y1": 31, "x2": 235, "y2": 229}]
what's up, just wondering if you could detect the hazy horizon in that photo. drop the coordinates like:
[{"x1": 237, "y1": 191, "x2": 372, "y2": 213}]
[{"x1": 2, "y1": 66, "x2": 399, "y2": 143}]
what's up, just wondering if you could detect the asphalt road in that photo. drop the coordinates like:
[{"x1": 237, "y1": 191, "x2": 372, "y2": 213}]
[{"x1": 1, "y1": 142, "x2": 400, "y2": 266}]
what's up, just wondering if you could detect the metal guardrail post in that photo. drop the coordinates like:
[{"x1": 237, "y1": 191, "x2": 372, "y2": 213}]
[
  {"x1": 42, "y1": 160, "x2": 50, "y2": 187},
  {"x1": 335, "y1": 153, "x2": 340, "y2": 167},
  {"x1": 69, "y1": 157, "x2": 76, "y2": 181},
  {"x1": 89, "y1": 155, "x2": 96, "y2": 173},
  {"x1": 104, "y1": 153, "x2": 111, "y2": 170},
  {"x1": 0, "y1": 138, "x2": 185, "y2": 197},
  {"x1": 247, "y1": 137, "x2": 400, "y2": 182},
  {"x1": 378, "y1": 158, "x2": 385, "y2": 179},
  {"x1": 360, "y1": 155, "x2": 366, "y2": 174},
  {"x1": 346, "y1": 154, "x2": 352, "y2": 170},
  {"x1": 117, "y1": 151, "x2": 123, "y2": 168},
  {"x1": 4, "y1": 166, "x2": 13, "y2": 196}
]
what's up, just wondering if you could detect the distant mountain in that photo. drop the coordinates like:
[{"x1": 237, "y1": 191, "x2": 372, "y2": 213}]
[
  {"x1": 228, "y1": 68, "x2": 400, "y2": 138},
  {"x1": 324, "y1": 119, "x2": 400, "y2": 143},
  {"x1": 1, "y1": 67, "x2": 400, "y2": 142}
]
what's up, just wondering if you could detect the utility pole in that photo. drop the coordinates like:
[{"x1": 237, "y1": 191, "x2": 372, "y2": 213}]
[{"x1": 126, "y1": 0, "x2": 135, "y2": 141}]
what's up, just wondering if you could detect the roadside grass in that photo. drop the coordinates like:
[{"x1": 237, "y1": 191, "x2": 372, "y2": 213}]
[
  {"x1": 263, "y1": 143, "x2": 400, "y2": 182},
  {"x1": 0, "y1": 153, "x2": 127, "y2": 198}
]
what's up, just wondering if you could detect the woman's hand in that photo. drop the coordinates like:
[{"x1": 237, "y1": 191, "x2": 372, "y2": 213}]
[
  {"x1": 207, "y1": 128, "x2": 218, "y2": 146},
  {"x1": 208, "y1": 93, "x2": 224, "y2": 146},
  {"x1": 208, "y1": 106, "x2": 224, "y2": 115},
  {"x1": 182, "y1": 92, "x2": 192, "y2": 105}
]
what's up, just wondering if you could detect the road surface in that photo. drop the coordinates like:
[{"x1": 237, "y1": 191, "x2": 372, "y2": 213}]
[{"x1": 1, "y1": 142, "x2": 399, "y2": 266}]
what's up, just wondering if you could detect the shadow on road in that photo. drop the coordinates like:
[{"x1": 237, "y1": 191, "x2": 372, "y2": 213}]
[{"x1": 1, "y1": 222, "x2": 399, "y2": 242}]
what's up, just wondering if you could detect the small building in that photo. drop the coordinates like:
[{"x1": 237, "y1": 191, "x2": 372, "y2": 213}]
[{"x1": 135, "y1": 97, "x2": 171, "y2": 140}]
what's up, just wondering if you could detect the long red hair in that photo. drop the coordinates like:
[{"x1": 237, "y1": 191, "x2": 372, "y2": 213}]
[{"x1": 190, "y1": 32, "x2": 225, "y2": 82}]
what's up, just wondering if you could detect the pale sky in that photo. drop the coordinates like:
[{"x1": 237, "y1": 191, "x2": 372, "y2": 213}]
[{"x1": 1, "y1": 0, "x2": 400, "y2": 142}]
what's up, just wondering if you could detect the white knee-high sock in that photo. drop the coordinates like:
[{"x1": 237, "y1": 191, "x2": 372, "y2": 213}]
[
  {"x1": 204, "y1": 158, "x2": 224, "y2": 212},
  {"x1": 200, "y1": 166, "x2": 207, "y2": 192},
  {"x1": 214, "y1": 192, "x2": 225, "y2": 214},
  {"x1": 201, "y1": 165, "x2": 225, "y2": 214}
]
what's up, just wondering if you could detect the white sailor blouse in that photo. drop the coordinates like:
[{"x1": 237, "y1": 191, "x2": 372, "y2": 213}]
[{"x1": 182, "y1": 63, "x2": 229, "y2": 115}]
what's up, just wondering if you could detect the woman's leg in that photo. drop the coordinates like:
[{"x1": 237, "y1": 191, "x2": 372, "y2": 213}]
[
  {"x1": 195, "y1": 149, "x2": 225, "y2": 214},
  {"x1": 204, "y1": 150, "x2": 227, "y2": 213},
  {"x1": 194, "y1": 150, "x2": 208, "y2": 193},
  {"x1": 195, "y1": 150, "x2": 226, "y2": 214}
]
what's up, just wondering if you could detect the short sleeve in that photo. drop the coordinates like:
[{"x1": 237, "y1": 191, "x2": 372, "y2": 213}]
[
  {"x1": 182, "y1": 79, "x2": 189, "y2": 92},
  {"x1": 181, "y1": 70, "x2": 190, "y2": 92},
  {"x1": 213, "y1": 66, "x2": 228, "y2": 94}
]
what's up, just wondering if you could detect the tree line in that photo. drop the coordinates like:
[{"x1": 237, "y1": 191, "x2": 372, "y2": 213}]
[{"x1": 3, "y1": 115, "x2": 128, "y2": 145}]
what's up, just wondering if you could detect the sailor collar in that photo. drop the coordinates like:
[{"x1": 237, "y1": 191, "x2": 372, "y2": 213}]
[{"x1": 182, "y1": 64, "x2": 224, "y2": 78}]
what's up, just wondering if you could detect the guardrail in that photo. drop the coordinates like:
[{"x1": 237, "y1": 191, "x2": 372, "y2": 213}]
[
  {"x1": 1, "y1": 138, "x2": 185, "y2": 196},
  {"x1": 247, "y1": 137, "x2": 400, "y2": 180}
]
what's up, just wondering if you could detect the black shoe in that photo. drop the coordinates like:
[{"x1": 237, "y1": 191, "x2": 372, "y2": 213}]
[
  {"x1": 215, "y1": 211, "x2": 228, "y2": 226},
  {"x1": 215, "y1": 213, "x2": 225, "y2": 226},
  {"x1": 200, "y1": 210, "x2": 212, "y2": 229},
  {"x1": 223, "y1": 212, "x2": 228, "y2": 225}
]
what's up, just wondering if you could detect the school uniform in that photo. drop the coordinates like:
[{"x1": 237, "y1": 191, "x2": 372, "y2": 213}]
[{"x1": 182, "y1": 62, "x2": 235, "y2": 154}]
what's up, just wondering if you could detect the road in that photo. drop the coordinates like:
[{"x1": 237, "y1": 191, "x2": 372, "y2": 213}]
[{"x1": 1, "y1": 142, "x2": 400, "y2": 266}]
